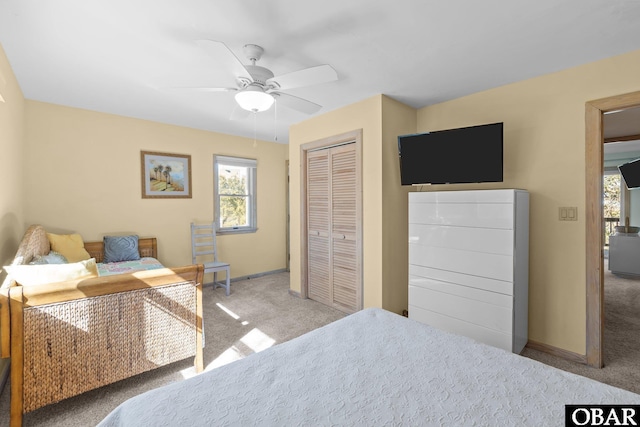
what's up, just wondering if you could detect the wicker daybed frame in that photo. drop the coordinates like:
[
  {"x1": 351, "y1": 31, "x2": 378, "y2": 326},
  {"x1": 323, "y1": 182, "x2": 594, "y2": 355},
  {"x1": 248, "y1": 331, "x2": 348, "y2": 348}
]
[{"x1": 0, "y1": 225, "x2": 204, "y2": 427}]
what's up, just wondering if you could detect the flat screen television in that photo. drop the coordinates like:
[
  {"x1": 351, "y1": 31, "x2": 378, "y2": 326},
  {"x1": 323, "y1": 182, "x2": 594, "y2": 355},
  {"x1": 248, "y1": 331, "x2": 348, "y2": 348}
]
[
  {"x1": 619, "y1": 158, "x2": 640, "y2": 189},
  {"x1": 398, "y1": 122, "x2": 503, "y2": 185}
]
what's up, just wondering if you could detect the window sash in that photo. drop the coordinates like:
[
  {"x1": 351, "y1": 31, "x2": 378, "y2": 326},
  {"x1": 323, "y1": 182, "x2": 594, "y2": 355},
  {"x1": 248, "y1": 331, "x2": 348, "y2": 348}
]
[
  {"x1": 219, "y1": 195, "x2": 251, "y2": 228},
  {"x1": 218, "y1": 164, "x2": 250, "y2": 196},
  {"x1": 214, "y1": 155, "x2": 257, "y2": 233}
]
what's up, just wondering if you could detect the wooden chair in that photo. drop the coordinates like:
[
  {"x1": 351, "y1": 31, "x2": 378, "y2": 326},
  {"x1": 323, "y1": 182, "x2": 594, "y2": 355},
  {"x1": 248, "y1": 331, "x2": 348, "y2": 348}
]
[{"x1": 191, "y1": 222, "x2": 231, "y2": 295}]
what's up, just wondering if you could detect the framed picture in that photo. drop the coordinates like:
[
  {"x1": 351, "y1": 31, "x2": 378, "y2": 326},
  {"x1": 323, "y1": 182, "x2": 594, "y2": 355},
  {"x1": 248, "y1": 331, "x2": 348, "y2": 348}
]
[{"x1": 141, "y1": 151, "x2": 192, "y2": 198}]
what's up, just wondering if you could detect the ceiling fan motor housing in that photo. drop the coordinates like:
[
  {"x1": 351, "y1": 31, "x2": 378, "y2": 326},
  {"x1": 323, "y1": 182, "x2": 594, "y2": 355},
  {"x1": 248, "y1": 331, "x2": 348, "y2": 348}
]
[{"x1": 237, "y1": 65, "x2": 278, "y2": 90}]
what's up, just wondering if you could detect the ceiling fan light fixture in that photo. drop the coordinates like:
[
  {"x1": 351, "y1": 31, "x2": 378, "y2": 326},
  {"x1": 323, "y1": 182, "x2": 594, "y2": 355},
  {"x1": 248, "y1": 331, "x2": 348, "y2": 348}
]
[{"x1": 235, "y1": 85, "x2": 274, "y2": 112}]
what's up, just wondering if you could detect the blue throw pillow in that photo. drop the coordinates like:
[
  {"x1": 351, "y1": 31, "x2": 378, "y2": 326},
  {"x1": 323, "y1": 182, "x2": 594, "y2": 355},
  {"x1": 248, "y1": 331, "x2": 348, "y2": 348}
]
[
  {"x1": 103, "y1": 235, "x2": 141, "y2": 263},
  {"x1": 29, "y1": 251, "x2": 69, "y2": 265}
]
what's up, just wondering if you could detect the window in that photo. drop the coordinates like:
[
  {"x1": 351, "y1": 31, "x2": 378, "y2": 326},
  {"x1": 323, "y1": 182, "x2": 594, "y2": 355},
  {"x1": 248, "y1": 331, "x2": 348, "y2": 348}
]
[
  {"x1": 603, "y1": 168, "x2": 623, "y2": 246},
  {"x1": 214, "y1": 156, "x2": 257, "y2": 233}
]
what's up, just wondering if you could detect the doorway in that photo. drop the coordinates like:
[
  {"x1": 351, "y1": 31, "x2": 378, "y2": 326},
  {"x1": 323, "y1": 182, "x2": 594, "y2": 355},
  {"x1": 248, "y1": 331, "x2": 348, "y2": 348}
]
[{"x1": 585, "y1": 90, "x2": 640, "y2": 368}]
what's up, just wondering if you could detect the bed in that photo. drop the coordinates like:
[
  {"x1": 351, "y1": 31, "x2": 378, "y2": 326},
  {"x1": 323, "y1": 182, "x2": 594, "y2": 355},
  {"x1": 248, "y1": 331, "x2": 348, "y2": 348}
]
[
  {"x1": 0, "y1": 225, "x2": 204, "y2": 427},
  {"x1": 97, "y1": 257, "x2": 165, "y2": 276},
  {"x1": 98, "y1": 308, "x2": 640, "y2": 426}
]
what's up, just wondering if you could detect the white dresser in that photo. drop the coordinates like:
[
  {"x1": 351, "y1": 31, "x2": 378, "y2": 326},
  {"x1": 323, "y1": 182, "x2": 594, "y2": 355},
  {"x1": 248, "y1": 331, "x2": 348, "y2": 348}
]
[{"x1": 408, "y1": 189, "x2": 529, "y2": 353}]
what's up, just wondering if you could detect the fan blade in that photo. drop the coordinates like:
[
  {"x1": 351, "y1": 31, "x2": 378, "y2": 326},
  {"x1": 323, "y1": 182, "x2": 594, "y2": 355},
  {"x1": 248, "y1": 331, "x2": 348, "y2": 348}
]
[
  {"x1": 195, "y1": 40, "x2": 253, "y2": 82},
  {"x1": 272, "y1": 92, "x2": 322, "y2": 114},
  {"x1": 166, "y1": 87, "x2": 237, "y2": 92},
  {"x1": 268, "y1": 65, "x2": 337, "y2": 91}
]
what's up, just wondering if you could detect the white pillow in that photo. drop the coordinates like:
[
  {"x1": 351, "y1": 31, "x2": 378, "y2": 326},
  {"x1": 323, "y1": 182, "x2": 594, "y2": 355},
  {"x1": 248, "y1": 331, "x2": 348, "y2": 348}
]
[{"x1": 4, "y1": 258, "x2": 98, "y2": 287}]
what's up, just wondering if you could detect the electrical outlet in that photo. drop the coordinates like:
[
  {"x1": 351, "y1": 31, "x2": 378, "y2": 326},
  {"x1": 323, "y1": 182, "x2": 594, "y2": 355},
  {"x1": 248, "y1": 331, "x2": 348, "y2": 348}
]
[{"x1": 559, "y1": 207, "x2": 578, "y2": 221}]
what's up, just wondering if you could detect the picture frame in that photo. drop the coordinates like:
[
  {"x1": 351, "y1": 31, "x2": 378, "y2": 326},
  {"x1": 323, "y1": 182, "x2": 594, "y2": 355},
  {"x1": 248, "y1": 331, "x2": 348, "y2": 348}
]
[{"x1": 141, "y1": 151, "x2": 192, "y2": 198}]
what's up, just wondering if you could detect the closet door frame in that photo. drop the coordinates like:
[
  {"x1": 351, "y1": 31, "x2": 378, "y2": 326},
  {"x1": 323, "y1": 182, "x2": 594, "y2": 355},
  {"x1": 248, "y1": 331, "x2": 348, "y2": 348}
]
[{"x1": 300, "y1": 129, "x2": 363, "y2": 309}]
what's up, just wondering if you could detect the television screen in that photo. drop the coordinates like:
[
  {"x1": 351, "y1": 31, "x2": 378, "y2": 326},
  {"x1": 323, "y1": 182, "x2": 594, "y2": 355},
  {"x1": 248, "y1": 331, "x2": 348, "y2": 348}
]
[
  {"x1": 619, "y1": 158, "x2": 640, "y2": 189},
  {"x1": 398, "y1": 122, "x2": 503, "y2": 185}
]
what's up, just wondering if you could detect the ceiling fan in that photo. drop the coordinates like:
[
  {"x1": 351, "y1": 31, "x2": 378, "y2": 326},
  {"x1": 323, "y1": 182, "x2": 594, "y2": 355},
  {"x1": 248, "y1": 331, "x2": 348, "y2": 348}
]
[{"x1": 192, "y1": 40, "x2": 338, "y2": 118}]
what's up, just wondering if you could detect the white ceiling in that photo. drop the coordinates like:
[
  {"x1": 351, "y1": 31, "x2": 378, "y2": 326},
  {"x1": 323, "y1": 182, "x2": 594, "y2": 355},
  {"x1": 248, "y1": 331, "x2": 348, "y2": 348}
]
[
  {"x1": 604, "y1": 107, "x2": 640, "y2": 140},
  {"x1": 604, "y1": 106, "x2": 640, "y2": 166},
  {"x1": 2, "y1": 0, "x2": 640, "y2": 144}
]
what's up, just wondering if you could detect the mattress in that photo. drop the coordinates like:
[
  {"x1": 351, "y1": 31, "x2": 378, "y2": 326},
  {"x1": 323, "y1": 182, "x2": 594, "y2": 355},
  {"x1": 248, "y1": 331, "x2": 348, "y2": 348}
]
[
  {"x1": 97, "y1": 257, "x2": 164, "y2": 276},
  {"x1": 98, "y1": 308, "x2": 640, "y2": 426}
]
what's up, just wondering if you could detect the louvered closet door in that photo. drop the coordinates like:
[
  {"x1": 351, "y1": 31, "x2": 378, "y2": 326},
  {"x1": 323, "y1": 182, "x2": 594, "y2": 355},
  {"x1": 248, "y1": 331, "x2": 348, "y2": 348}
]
[
  {"x1": 306, "y1": 142, "x2": 360, "y2": 314},
  {"x1": 307, "y1": 149, "x2": 331, "y2": 306},
  {"x1": 331, "y1": 144, "x2": 359, "y2": 312}
]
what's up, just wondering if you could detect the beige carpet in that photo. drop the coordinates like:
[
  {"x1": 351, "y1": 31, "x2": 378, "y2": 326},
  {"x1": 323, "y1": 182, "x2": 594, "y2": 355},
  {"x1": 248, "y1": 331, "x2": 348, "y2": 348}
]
[
  {"x1": 0, "y1": 272, "x2": 345, "y2": 427},
  {"x1": 2, "y1": 269, "x2": 639, "y2": 426}
]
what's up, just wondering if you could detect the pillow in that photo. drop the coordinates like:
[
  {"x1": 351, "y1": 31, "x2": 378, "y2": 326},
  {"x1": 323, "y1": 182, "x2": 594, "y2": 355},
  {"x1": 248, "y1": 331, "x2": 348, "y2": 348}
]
[
  {"x1": 47, "y1": 233, "x2": 91, "y2": 263},
  {"x1": 103, "y1": 235, "x2": 141, "y2": 263},
  {"x1": 29, "y1": 251, "x2": 69, "y2": 265},
  {"x1": 4, "y1": 258, "x2": 98, "y2": 287}
]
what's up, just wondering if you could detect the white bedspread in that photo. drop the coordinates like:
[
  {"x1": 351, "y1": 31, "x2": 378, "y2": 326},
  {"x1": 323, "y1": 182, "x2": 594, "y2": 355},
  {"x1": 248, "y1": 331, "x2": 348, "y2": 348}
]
[{"x1": 98, "y1": 308, "x2": 640, "y2": 426}]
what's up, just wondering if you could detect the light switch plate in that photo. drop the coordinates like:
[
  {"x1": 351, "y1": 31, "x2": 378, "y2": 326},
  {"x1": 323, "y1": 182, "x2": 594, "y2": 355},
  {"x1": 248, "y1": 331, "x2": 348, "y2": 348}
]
[{"x1": 559, "y1": 207, "x2": 578, "y2": 221}]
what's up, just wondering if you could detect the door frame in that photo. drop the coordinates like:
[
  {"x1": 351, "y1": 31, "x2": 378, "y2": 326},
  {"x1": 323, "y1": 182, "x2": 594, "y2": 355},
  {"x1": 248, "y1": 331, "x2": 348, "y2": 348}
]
[
  {"x1": 286, "y1": 160, "x2": 290, "y2": 272},
  {"x1": 299, "y1": 129, "x2": 363, "y2": 302},
  {"x1": 585, "y1": 90, "x2": 640, "y2": 368}
]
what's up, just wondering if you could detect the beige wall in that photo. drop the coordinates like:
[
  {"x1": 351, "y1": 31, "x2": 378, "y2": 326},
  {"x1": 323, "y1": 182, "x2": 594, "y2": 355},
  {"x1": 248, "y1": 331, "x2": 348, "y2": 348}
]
[
  {"x1": 0, "y1": 44, "x2": 25, "y2": 268},
  {"x1": 289, "y1": 95, "x2": 415, "y2": 313},
  {"x1": 417, "y1": 48, "x2": 640, "y2": 354},
  {"x1": 0, "y1": 42, "x2": 25, "y2": 382},
  {"x1": 290, "y1": 96, "x2": 383, "y2": 307},
  {"x1": 380, "y1": 97, "x2": 415, "y2": 313},
  {"x1": 23, "y1": 101, "x2": 288, "y2": 279}
]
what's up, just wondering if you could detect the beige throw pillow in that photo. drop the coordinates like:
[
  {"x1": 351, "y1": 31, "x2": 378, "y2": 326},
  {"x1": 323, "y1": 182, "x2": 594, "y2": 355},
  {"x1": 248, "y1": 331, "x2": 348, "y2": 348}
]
[{"x1": 47, "y1": 233, "x2": 91, "y2": 262}]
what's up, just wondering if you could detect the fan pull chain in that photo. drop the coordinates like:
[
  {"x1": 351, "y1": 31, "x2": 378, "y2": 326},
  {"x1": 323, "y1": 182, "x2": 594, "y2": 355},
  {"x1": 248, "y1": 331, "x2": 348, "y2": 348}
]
[
  {"x1": 253, "y1": 111, "x2": 257, "y2": 148},
  {"x1": 274, "y1": 98, "x2": 278, "y2": 142}
]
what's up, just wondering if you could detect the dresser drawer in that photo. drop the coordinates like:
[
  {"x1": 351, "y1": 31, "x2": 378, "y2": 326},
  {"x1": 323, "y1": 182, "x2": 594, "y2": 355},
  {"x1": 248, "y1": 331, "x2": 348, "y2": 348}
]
[
  {"x1": 409, "y1": 223, "x2": 514, "y2": 256},
  {"x1": 409, "y1": 284, "x2": 513, "y2": 334},
  {"x1": 409, "y1": 198, "x2": 515, "y2": 230},
  {"x1": 409, "y1": 243, "x2": 513, "y2": 282},
  {"x1": 409, "y1": 305, "x2": 513, "y2": 352},
  {"x1": 409, "y1": 264, "x2": 513, "y2": 295}
]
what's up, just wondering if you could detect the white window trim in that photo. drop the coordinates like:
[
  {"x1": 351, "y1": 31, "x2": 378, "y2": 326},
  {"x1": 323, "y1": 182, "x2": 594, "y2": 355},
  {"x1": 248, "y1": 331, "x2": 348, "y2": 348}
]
[{"x1": 214, "y1": 155, "x2": 258, "y2": 234}]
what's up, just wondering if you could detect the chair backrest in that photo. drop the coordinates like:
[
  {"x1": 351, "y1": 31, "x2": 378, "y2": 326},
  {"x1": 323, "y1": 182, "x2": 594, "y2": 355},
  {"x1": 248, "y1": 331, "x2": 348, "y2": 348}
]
[{"x1": 190, "y1": 222, "x2": 219, "y2": 264}]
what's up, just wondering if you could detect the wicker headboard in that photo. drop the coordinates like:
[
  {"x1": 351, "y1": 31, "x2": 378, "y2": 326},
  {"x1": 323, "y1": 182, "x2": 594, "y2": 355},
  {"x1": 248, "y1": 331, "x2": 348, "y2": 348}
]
[
  {"x1": 12, "y1": 225, "x2": 50, "y2": 266},
  {"x1": 84, "y1": 238, "x2": 158, "y2": 263}
]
